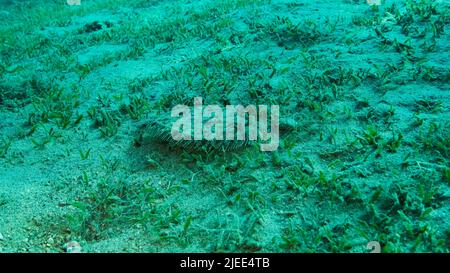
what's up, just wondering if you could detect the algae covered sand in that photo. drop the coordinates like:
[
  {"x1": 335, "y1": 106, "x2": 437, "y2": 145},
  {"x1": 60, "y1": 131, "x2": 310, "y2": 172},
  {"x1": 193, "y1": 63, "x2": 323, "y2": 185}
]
[{"x1": 0, "y1": 0, "x2": 449, "y2": 252}]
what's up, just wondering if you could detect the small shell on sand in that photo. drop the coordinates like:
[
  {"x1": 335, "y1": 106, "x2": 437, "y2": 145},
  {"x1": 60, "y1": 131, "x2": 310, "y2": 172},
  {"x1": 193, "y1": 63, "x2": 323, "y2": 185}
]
[{"x1": 65, "y1": 241, "x2": 82, "y2": 253}]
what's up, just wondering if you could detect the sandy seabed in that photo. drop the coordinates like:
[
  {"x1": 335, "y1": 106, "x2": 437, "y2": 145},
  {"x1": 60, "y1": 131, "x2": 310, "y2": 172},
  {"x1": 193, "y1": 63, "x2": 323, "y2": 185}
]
[{"x1": 0, "y1": 0, "x2": 449, "y2": 253}]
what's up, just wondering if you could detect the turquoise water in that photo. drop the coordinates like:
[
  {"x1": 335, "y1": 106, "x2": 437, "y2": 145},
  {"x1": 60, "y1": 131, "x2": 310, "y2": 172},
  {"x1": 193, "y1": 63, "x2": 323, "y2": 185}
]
[{"x1": 0, "y1": 0, "x2": 449, "y2": 253}]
